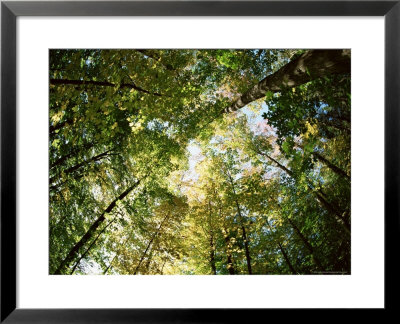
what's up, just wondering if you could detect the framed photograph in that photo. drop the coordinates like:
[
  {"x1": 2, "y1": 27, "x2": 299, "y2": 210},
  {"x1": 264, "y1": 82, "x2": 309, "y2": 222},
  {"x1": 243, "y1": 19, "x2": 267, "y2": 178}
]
[{"x1": 1, "y1": 0, "x2": 398, "y2": 322}]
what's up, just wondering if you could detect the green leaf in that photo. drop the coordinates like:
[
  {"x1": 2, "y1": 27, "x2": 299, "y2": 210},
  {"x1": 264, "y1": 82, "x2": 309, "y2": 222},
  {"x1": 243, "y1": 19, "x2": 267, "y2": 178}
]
[{"x1": 265, "y1": 90, "x2": 274, "y2": 101}]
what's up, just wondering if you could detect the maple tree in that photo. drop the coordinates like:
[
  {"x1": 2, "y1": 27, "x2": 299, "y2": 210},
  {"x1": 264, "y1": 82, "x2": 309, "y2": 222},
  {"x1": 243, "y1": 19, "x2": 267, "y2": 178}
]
[{"x1": 49, "y1": 49, "x2": 351, "y2": 275}]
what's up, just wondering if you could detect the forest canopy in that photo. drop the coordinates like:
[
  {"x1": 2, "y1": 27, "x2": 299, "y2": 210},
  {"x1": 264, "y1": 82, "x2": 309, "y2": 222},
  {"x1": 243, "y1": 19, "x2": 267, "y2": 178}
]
[{"x1": 49, "y1": 49, "x2": 351, "y2": 275}]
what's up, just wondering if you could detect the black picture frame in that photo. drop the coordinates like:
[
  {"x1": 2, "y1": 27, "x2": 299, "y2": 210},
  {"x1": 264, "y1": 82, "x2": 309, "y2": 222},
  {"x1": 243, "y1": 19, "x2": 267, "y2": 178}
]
[{"x1": 1, "y1": 0, "x2": 398, "y2": 322}]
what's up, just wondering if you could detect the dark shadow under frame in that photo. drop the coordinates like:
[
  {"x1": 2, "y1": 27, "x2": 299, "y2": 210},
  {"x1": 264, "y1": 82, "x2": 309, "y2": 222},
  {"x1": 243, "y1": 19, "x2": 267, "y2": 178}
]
[{"x1": 1, "y1": 1, "x2": 399, "y2": 322}]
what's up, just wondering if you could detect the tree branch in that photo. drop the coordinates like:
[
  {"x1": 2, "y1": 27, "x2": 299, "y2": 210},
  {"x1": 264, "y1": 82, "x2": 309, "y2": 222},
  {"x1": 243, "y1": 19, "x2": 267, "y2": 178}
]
[
  {"x1": 223, "y1": 49, "x2": 351, "y2": 113},
  {"x1": 50, "y1": 78, "x2": 163, "y2": 97}
]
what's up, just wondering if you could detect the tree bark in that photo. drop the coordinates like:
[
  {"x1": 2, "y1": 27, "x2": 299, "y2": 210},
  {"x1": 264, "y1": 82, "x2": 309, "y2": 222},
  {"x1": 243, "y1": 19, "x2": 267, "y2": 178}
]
[
  {"x1": 286, "y1": 217, "x2": 325, "y2": 271},
  {"x1": 49, "y1": 149, "x2": 112, "y2": 186},
  {"x1": 50, "y1": 118, "x2": 73, "y2": 135},
  {"x1": 313, "y1": 151, "x2": 350, "y2": 181},
  {"x1": 223, "y1": 49, "x2": 351, "y2": 113},
  {"x1": 256, "y1": 149, "x2": 294, "y2": 176},
  {"x1": 53, "y1": 178, "x2": 142, "y2": 274},
  {"x1": 70, "y1": 217, "x2": 117, "y2": 274},
  {"x1": 160, "y1": 259, "x2": 168, "y2": 275},
  {"x1": 295, "y1": 144, "x2": 350, "y2": 181},
  {"x1": 143, "y1": 249, "x2": 154, "y2": 273},
  {"x1": 50, "y1": 143, "x2": 95, "y2": 170},
  {"x1": 208, "y1": 202, "x2": 217, "y2": 275},
  {"x1": 256, "y1": 149, "x2": 350, "y2": 234},
  {"x1": 219, "y1": 203, "x2": 236, "y2": 275},
  {"x1": 209, "y1": 236, "x2": 217, "y2": 275},
  {"x1": 133, "y1": 212, "x2": 170, "y2": 275},
  {"x1": 314, "y1": 191, "x2": 350, "y2": 233},
  {"x1": 278, "y1": 242, "x2": 297, "y2": 274},
  {"x1": 226, "y1": 172, "x2": 252, "y2": 274},
  {"x1": 223, "y1": 234, "x2": 235, "y2": 275},
  {"x1": 265, "y1": 218, "x2": 297, "y2": 274},
  {"x1": 49, "y1": 174, "x2": 84, "y2": 193},
  {"x1": 50, "y1": 78, "x2": 163, "y2": 97},
  {"x1": 103, "y1": 235, "x2": 130, "y2": 275}
]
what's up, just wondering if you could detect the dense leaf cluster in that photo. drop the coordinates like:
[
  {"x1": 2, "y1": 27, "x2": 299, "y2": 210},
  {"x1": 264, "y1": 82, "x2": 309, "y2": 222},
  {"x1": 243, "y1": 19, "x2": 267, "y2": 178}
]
[{"x1": 49, "y1": 49, "x2": 350, "y2": 275}]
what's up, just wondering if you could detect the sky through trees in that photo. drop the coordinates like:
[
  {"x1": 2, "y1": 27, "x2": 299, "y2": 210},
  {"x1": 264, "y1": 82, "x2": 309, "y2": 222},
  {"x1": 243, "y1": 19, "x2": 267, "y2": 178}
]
[{"x1": 49, "y1": 49, "x2": 351, "y2": 275}]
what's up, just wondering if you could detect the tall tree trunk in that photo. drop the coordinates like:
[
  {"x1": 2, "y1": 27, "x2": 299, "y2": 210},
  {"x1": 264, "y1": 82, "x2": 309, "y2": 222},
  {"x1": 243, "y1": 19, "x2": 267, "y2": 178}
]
[
  {"x1": 207, "y1": 201, "x2": 217, "y2": 275},
  {"x1": 209, "y1": 235, "x2": 217, "y2": 275},
  {"x1": 240, "y1": 223, "x2": 252, "y2": 274},
  {"x1": 103, "y1": 223, "x2": 138, "y2": 275},
  {"x1": 53, "y1": 178, "x2": 143, "y2": 274},
  {"x1": 50, "y1": 143, "x2": 95, "y2": 170},
  {"x1": 160, "y1": 259, "x2": 167, "y2": 275},
  {"x1": 143, "y1": 249, "x2": 154, "y2": 274},
  {"x1": 223, "y1": 49, "x2": 350, "y2": 113},
  {"x1": 314, "y1": 191, "x2": 350, "y2": 233},
  {"x1": 257, "y1": 150, "x2": 293, "y2": 176},
  {"x1": 318, "y1": 115, "x2": 351, "y2": 134},
  {"x1": 49, "y1": 149, "x2": 112, "y2": 186},
  {"x1": 223, "y1": 234, "x2": 235, "y2": 275},
  {"x1": 286, "y1": 217, "x2": 325, "y2": 272},
  {"x1": 278, "y1": 242, "x2": 297, "y2": 274},
  {"x1": 256, "y1": 149, "x2": 350, "y2": 234},
  {"x1": 50, "y1": 118, "x2": 73, "y2": 135},
  {"x1": 49, "y1": 174, "x2": 84, "y2": 193},
  {"x1": 133, "y1": 212, "x2": 170, "y2": 275},
  {"x1": 295, "y1": 144, "x2": 350, "y2": 181},
  {"x1": 50, "y1": 78, "x2": 163, "y2": 96},
  {"x1": 265, "y1": 218, "x2": 297, "y2": 274},
  {"x1": 226, "y1": 172, "x2": 252, "y2": 274},
  {"x1": 103, "y1": 236, "x2": 130, "y2": 275},
  {"x1": 70, "y1": 217, "x2": 117, "y2": 274},
  {"x1": 312, "y1": 151, "x2": 350, "y2": 181},
  {"x1": 219, "y1": 203, "x2": 235, "y2": 275}
]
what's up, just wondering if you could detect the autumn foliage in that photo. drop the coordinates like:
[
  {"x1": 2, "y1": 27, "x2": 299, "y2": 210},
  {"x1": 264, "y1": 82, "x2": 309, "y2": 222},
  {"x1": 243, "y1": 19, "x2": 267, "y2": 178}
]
[{"x1": 49, "y1": 49, "x2": 350, "y2": 275}]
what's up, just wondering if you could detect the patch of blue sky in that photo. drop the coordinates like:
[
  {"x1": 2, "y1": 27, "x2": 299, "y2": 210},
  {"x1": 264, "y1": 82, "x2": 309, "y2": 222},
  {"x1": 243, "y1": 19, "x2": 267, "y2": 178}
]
[
  {"x1": 187, "y1": 141, "x2": 202, "y2": 169},
  {"x1": 146, "y1": 120, "x2": 156, "y2": 130},
  {"x1": 146, "y1": 119, "x2": 174, "y2": 136},
  {"x1": 183, "y1": 140, "x2": 203, "y2": 183},
  {"x1": 183, "y1": 101, "x2": 270, "y2": 183},
  {"x1": 79, "y1": 257, "x2": 104, "y2": 275},
  {"x1": 239, "y1": 102, "x2": 270, "y2": 134},
  {"x1": 316, "y1": 102, "x2": 330, "y2": 116}
]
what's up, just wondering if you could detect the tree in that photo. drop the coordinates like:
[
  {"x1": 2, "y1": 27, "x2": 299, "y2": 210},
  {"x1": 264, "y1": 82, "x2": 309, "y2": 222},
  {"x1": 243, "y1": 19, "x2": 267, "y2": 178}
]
[
  {"x1": 223, "y1": 50, "x2": 350, "y2": 113},
  {"x1": 50, "y1": 49, "x2": 351, "y2": 275}
]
